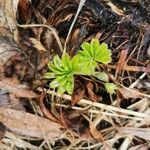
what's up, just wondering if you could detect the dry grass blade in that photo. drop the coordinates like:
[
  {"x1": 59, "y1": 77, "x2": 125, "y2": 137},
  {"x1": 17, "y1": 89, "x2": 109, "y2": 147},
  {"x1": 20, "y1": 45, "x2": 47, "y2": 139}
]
[
  {"x1": 64, "y1": 0, "x2": 86, "y2": 53},
  {"x1": 37, "y1": 88, "x2": 149, "y2": 119},
  {"x1": 106, "y1": 64, "x2": 150, "y2": 73},
  {"x1": 54, "y1": 103, "x2": 145, "y2": 121}
]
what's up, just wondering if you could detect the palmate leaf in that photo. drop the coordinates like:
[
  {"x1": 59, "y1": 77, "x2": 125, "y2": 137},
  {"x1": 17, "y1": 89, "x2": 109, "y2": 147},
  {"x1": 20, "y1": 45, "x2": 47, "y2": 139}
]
[
  {"x1": 49, "y1": 79, "x2": 59, "y2": 89},
  {"x1": 72, "y1": 54, "x2": 96, "y2": 75},
  {"x1": 48, "y1": 63, "x2": 64, "y2": 74},
  {"x1": 61, "y1": 53, "x2": 73, "y2": 70},
  {"x1": 57, "y1": 86, "x2": 66, "y2": 94},
  {"x1": 91, "y1": 38, "x2": 100, "y2": 58},
  {"x1": 78, "y1": 39, "x2": 112, "y2": 64},
  {"x1": 81, "y1": 41, "x2": 93, "y2": 57},
  {"x1": 46, "y1": 53, "x2": 75, "y2": 94},
  {"x1": 95, "y1": 42, "x2": 112, "y2": 64},
  {"x1": 66, "y1": 76, "x2": 74, "y2": 94},
  {"x1": 57, "y1": 74, "x2": 74, "y2": 94},
  {"x1": 79, "y1": 59, "x2": 96, "y2": 75},
  {"x1": 48, "y1": 54, "x2": 73, "y2": 75},
  {"x1": 45, "y1": 72, "x2": 55, "y2": 79},
  {"x1": 53, "y1": 55, "x2": 62, "y2": 68}
]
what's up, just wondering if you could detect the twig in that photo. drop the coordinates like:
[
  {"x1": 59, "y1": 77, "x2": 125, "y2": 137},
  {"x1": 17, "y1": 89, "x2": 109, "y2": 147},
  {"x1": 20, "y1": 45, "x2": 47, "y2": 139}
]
[
  {"x1": 37, "y1": 88, "x2": 148, "y2": 119},
  {"x1": 129, "y1": 72, "x2": 147, "y2": 88},
  {"x1": 54, "y1": 103, "x2": 144, "y2": 121}
]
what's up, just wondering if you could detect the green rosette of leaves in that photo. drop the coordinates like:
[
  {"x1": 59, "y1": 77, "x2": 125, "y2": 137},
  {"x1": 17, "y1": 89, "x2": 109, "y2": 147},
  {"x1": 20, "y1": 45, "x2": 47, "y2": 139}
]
[{"x1": 45, "y1": 38, "x2": 117, "y2": 94}]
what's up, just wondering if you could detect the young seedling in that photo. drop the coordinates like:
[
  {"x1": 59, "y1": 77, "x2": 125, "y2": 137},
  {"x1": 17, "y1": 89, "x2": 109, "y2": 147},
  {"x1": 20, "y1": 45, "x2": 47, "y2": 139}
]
[{"x1": 45, "y1": 38, "x2": 117, "y2": 94}]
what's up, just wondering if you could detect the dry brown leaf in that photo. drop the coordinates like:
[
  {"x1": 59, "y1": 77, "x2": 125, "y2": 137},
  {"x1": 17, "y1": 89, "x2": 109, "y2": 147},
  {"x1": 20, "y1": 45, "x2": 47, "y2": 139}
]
[
  {"x1": 118, "y1": 127, "x2": 150, "y2": 141},
  {"x1": 115, "y1": 49, "x2": 128, "y2": 79},
  {"x1": 0, "y1": 78, "x2": 37, "y2": 98},
  {"x1": 0, "y1": 90, "x2": 26, "y2": 110},
  {"x1": 128, "y1": 144, "x2": 149, "y2": 150},
  {"x1": 0, "y1": 0, "x2": 20, "y2": 66},
  {"x1": 0, "y1": 90, "x2": 10, "y2": 107},
  {"x1": 89, "y1": 122, "x2": 103, "y2": 141},
  {"x1": 0, "y1": 108, "x2": 62, "y2": 139},
  {"x1": 18, "y1": 0, "x2": 30, "y2": 22},
  {"x1": 0, "y1": 122, "x2": 6, "y2": 139},
  {"x1": 86, "y1": 82, "x2": 101, "y2": 102},
  {"x1": 83, "y1": 115, "x2": 103, "y2": 141},
  {"x1": 0, "y1": 0, "x2": 19, "y2": 37},
  {"x1": 118, "y1": 88, "x2": 141, "y2": 99},
  {"x1": 71, "y1": 80, "x2": 85, "y2": 106},
  {"x1": 29, "y1": 38, "x2": 47, "y2": 52}
]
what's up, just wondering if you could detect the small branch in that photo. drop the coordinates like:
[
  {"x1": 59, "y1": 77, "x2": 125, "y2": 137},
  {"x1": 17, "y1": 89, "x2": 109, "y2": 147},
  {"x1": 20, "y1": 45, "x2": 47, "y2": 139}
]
[{"x1": 54, "y1": 103, "x2": 144, "y2": 121}]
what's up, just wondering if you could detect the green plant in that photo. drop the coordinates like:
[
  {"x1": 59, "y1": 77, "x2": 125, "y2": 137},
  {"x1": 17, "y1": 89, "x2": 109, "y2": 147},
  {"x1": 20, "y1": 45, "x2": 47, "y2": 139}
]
[{"x1": 45, "y1": 38, "x2": 117, "y2": 94}]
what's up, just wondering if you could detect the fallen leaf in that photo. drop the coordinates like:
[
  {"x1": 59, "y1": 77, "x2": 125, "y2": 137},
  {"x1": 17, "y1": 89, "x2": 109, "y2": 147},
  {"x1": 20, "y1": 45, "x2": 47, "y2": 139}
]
[
  {"x1": 118, "y1": 88, "x2": 141, "y2": 99},
  {"x1": 0, "y1": 108, "x2": 62, "y2": 139},
  {"x1": 128, "y1": 144, "x2": 148, "y2": 150},
  {"x1": 62, "y1": 110, "x2": 89, "y2": 134},
  {"x1": 18, "y1": 0, "x2": 30, "y2": 22},
  {"x1": 115, "y1": 49, "x2": 128, "y2": 79},
  {"x1": 0, "y1": 90, "x2": 10, "y2": 107},
  {"x1": 0, "y1": 36, "x2": 18, "y2": 66},
  {"x1": 29, "y1": 38, "x2": 47, "y2": 52},
  {"x1": 0, "y1": 78, "x2": 37, "y2": 98},
  {"x1": 0, "y1": 122, "x2": 6, "y2": 139},
  {"x1": 118, "y1": 127, "x2": 150, "y2": 141},
  {"x1": 71, "y1": 80, "x2": 85, "y2": 106},
  {"x1": 83, "y1": 114, "x2": 103, "y2": 141},
  {"x1": 0, "y1": 0, "x2": 19, "y2": 37},
  {"x1": 0, "y1": 0, "x2": 19, "y2": 66},
  {"x1": 86, "y1": 82, "x2": 101, "y2": 102}
]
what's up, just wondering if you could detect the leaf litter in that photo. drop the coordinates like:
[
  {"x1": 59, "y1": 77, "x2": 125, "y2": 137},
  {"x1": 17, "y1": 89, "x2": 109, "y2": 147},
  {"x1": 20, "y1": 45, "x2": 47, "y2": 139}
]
[{"x1": 0, "y1": 0, "x2": 150, "y2": 149}]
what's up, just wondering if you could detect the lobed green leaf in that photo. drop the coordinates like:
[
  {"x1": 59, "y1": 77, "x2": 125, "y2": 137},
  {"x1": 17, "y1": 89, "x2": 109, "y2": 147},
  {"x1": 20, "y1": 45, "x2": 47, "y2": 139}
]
[{"x1": 95, "y1": 43, "x2": 112, "y2": 64}]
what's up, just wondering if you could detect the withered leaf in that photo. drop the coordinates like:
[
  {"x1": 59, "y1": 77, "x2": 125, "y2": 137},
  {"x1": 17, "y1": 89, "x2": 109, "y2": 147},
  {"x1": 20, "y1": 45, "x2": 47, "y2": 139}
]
[
  {"x1": 83, "y1": 115, "x2": 103, "y2": 141},
  {"x1": 0, "y1": 90, "x2": 10, "y2": 107},
  {"x1": 115, "y1": 49, "x2": 128, "y2": 78},
  {"x1": 118, "y1": 127, "x2": 150, "y2": 141},
  {"x1": 128, "y1": 144, "x2": 148, "y2": 150},
  {"x1": 0, "y1": 122, "x2": 6, "y2": 139},
  {"x1": 71, "y1": 80, "x2": 85, "y2": 106},
  {"x1": 29, "y1": 38, "x2": 47, "y2": 52},
  {"x1": 0, "y1": 108, "x2": 62, "y2": 139},
  {"x1": 0, "y1": 78, "x2": 37, "y2": 98},
  {"x1": 118, "y1": 88, "x2": 141, "y2": 99},
  {"x1": 86, "y1": 82, "x2": 101, "y2": 102}
]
